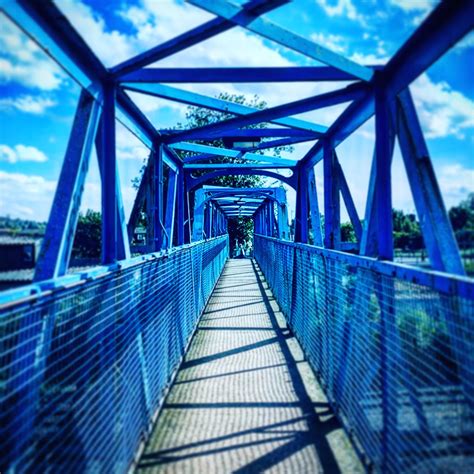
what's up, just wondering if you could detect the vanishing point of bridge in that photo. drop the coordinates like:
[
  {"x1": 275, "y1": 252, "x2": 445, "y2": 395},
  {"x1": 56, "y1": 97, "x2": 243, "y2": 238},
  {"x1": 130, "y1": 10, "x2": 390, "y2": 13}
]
[{"x1": 1, "y1": 1, "x2": 473, "y2": 473}]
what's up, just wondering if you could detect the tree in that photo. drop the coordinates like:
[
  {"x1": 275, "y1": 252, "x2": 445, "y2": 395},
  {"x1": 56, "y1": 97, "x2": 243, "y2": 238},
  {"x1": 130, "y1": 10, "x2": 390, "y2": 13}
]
[
  {"x1": 71, "y1": 210, "x2": 102, "y2": 259},
  {"x1": 449, "y1": 192, "x2": 474, "y2": 250}
]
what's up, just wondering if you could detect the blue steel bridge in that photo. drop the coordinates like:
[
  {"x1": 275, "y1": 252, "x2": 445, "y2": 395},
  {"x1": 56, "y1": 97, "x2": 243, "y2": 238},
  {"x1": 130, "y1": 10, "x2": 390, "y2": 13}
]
[{"x1": 0, "y1": 1, "x2": 473, "y2": 473}]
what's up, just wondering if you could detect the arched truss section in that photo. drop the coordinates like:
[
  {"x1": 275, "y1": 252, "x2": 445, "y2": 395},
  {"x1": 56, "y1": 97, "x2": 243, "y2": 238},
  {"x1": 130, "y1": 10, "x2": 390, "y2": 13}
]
[
  {"x1": 192, "y1": 186, "x2": 290, "y2": 241},
  {"x1": 186, "y1": 169, "x2": 297, "y2": 191}
]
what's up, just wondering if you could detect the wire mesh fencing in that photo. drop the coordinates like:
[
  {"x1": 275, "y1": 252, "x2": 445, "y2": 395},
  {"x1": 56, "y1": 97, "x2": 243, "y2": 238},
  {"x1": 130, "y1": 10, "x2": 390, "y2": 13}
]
[
  {"x1": 254, "y1": 234, "x2": 474, "y2": 473},
  {"x1": 0, "y1": 236, "x2": 228, "y2": 473}
]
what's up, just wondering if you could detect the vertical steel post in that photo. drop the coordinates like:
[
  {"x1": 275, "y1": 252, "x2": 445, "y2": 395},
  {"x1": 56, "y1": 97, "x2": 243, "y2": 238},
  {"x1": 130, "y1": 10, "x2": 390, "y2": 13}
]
[
  {"x1": 375, "y1": 84, "x2": 394, "y2": 260},
  {"x1": 153, "y1": 145, "x2": 164, "y2": 251},
  {"x1": 34, "y1": 90, "x2": 100, "y2": 281},
  {"x1": 275, "y1": 188, "x2": 290, "y2": 240},
  {"x1": 164, "y1": 168, "x2": 177, "y2": 249},
  {"x1": 307, "y1": 167, "x2": 323, "y2": 246},
  {"x1": 294, "y1": 167, "x2": 309, "y2": 243},
  {"x1": 101, "y1": 83, "x2": 117, "y2": 263},
  {"x1": 176, "y1": 167, "x2": 185, "y2": 245},
  {"x1": 323, "y1": 140, "x2": 340, "y2": 249}
]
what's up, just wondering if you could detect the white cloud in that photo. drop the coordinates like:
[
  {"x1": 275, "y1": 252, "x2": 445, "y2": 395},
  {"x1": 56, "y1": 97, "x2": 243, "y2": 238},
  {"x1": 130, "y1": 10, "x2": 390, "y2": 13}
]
[
  {"x1": 0, "y1": 170, "x2": 56, "y2": 220},
  {"x1": 315, "y1": 0, "x2": 365, "y2": 24},
  {"x1": 310, "y1": 32, "x2": 347, "y2": 54},
  {"x1": 116, "y1": 122, "x2": 150, "y2": 162},
  {"x1": 57, "y1": 0, "x2": 136, "y2": 67},
  {"x1": 437, "y1": 164, "x2": 474, "y2": 207},
  {"x1": 0, "y1": 144, "x2": 48, "y2": 163},
  {"x1": 454, "y1": 32, "x2": 474, "y2": 53},
  {"x1": 410, "y1": 74, "x2": 474, "y2": 139},
  {"x1": 0, "y1": 170, "x2": 109, "y2": 221},
  {"x1": 389, "y1": 0, "x2": 436, "y2": 12},
  {"x1": 349, "y1": 52, "x2": 388, "y2": 65},
  {"x1": 0, "y1": 14, "x2": 64, "y2": 90},
  {"x1": 0, "y1": 95, "x2": 56, "y2": 114},
  {"x1": 388, "y1": 0, "x2": 437, "y2": 25}
]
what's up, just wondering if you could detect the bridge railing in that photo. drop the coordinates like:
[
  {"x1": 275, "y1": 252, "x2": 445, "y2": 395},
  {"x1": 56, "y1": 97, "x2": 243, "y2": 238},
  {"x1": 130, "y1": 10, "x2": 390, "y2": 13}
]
[
  {"x1": 254, "y1": 234, "x2": 474, "y2": 473},
  {"x1": 0, "y1": 235, "x2": 228, "y2": 473}
]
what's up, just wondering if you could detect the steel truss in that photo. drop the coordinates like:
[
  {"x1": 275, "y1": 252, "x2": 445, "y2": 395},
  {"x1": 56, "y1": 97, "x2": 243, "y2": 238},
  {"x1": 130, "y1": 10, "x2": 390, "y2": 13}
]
[{"x1": 1, "y1": 0, "x2": 472, "y2": 280}]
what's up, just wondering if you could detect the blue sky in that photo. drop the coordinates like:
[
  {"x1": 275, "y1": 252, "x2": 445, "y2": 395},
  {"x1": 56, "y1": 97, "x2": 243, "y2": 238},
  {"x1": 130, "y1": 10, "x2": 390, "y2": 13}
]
[{"x1": 0, "y1": 0, "x2": 473, "y2": 223}]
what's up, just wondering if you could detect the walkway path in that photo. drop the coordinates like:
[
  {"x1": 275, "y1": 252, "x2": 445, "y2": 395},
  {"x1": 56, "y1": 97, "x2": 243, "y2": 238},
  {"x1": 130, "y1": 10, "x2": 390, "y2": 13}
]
[{"x1": 137, "y1": 259, "x2": 362, "y2": 473}]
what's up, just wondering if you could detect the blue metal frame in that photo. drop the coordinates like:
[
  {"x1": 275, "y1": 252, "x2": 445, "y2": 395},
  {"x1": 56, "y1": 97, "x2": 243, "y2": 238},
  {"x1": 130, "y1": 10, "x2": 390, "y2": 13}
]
[{"x1": 2, "y1": 1, "x2": 473, "y2": 471}]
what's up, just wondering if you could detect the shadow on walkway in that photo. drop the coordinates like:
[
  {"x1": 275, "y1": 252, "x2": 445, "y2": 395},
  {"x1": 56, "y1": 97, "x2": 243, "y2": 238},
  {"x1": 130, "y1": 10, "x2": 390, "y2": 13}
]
[{"x1": 137, "y1": 259, "x2": 361, "y2": 473}]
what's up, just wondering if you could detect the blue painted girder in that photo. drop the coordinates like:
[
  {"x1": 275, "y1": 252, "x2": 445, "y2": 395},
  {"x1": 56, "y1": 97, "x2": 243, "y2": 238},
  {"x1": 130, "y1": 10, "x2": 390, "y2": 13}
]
[
  {"x1": 171, "y1": 142, "x2": 296, "y2": 166},
  {"x1": 300, "y1": 0, "x2": 473, "y2": 170},
  {"x1": 111, "y1": 0, "x2": 288, "y2": 77},
  {"x1": 164, "y1": 83, "x2": 367, "y2": 144},
  {"x1": 159, "y1": 128, "x2": 319, "y2": 139},
  {"x1": 119, "y1": 66, "x2": 376, "y2": 83},
  {"x1": 121, "y1": 83, "x2": 327, "y2": 134},
  {"x1": 188, "y1": 0, "x2": 373, "y2": 81}
]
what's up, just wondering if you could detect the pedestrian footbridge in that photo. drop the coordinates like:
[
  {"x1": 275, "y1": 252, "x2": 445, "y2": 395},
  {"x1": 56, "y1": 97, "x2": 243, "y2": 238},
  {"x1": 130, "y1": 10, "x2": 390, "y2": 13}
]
[{"x1": 0, "y1": 1, "x2": 473, "y2": 473}]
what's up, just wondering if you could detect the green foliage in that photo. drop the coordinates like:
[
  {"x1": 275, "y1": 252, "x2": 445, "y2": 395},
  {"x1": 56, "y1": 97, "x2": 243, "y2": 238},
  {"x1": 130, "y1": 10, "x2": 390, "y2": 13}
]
[
  {"x1": 228, "y1": 217, "x2": 254, "y2": 251},
  {"x1": 0, "y1": 216, "x2": 46, "y2": 236},
  {"x1": 341, "y1": 222, "x2": 356, "y2": 242},
  {"x1": 449, "y1": 192, "x2": 474, "y2": 249},
  {"x1": 392, "y1": 209, "x2": 423, "y2": 251},
  {"x1": 71, "y1": 210, "x2": 101, "y2": 259}
]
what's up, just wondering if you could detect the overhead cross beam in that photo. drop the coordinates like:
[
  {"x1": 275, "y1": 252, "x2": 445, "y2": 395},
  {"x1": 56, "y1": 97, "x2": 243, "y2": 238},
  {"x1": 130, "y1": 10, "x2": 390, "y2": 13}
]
[
  {"x1": 119, "y1": 66, "x2": 376, "y2": 83},
  {"x1": 163, "y1": 83, "x2": 367, "y2": 144},
  {"x1": 122, "y1": 83, "x2": 327, "y2": 134},
  {"x1": 300, "y1": 0, "x2": 474, "y2": 169},
  {"x1": 111, "y1": 0, "x2": 289, "y2": 78},
  {"x1": 187, "y1": 0, "x2": 374, "y2": 81}
]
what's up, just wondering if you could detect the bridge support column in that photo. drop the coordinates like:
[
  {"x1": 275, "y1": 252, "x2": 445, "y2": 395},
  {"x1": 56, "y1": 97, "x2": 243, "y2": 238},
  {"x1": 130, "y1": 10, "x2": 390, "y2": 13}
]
[
  {"x1": 323, "y1": 140, "x2": 340, "y2": 249},
  {"x1": 294, "y1": 167, "x2": 309, "y2": 243},
  {"x1": 34, "y1": 90, "x2": 101, "y2": 280},
  {"x1": 307, "y1": 168, "x2": 323, "y2": 246}
]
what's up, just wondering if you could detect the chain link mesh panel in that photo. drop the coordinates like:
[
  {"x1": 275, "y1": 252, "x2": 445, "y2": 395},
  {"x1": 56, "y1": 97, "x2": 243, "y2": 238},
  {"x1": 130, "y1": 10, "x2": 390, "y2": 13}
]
[
  {"x1": 0, "y1": 236, "x2": 228, "y2": 473},
  {"x1": 254, "y1": 235, "x2": 474, "y2": 473}
]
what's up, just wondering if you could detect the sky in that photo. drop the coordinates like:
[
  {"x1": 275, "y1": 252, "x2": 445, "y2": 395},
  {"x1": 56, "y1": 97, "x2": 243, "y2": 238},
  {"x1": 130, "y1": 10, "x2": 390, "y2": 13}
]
[{"x1": 0, "y1": 0, "x2": 473, "y2": 224}]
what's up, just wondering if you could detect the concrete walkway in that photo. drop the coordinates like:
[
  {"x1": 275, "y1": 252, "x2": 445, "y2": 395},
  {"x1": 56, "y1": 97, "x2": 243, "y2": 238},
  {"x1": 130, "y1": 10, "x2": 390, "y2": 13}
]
[{"x1": 137, "y1": 259, "x2": 362, "y2": 473}]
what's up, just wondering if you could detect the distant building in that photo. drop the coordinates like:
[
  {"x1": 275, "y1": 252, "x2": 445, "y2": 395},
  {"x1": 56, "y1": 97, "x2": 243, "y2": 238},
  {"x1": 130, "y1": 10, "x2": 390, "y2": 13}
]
[{"x1": 0, "y1": 236, "x2": 42, "y2": 271}]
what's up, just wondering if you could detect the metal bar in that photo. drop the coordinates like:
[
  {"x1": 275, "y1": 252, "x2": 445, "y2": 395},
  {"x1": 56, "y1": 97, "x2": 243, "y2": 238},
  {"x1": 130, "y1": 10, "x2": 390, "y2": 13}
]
[
  {"x1": 184, "y1": 163, "x2": 294, "y2": 169},
  {"x1": 122, "y1": 83, "x2": 327, "y2": 134},
  {"x1": 153, "y1": 146, "x2": 164, "y2": 250},
  {"x1": 255, "y1": 235, "x2": 474, "y2": 299},
  {"x1": 176, "y1": 167, "x2": 185, "y2": 246},
  {"x1": 374, "y1": 84, "x2": 393, "y2": 260},
  {"x1": 382, "y1": 0, "x2": 474, "y2": 97},
  {"x1": 101, "y1": 83, "x2": 118, "y2": 263},
  {"x1": 186, "y1": 168, "x2": 297, "y2": 191},
  {"x1": 300, "y1": 1, "x2": 473, "y2": 170},
  {"x1": 335, "y1": 157, "x2": 362, "y2": 242},
  {"x1": 173, "y1": 142, "x2": 296, "y2": 166},
  {"x1": 307, "y1": 167, "x2": 323, "y2": 246},
  {"x1": 192, "y1": 188, "x2": 206, "y2": 241},
  {"x1": 275, "y1": 188, "x2": 290, "y2": 240},
  {"x1": 119, "y1": 66, "x2": 372, "y2": 83},
  {"x1": 111, "y1": 0, "x2": 288, "y2": 77},
  {"x1": 323, "y1": 142, "x2": 340, "y2": 249},
  {"x1": 160, "y1": 128, "x2": 318, "y2": 139},
  {"x1": 34, "y1": 90, "x2": 101, "y2": 281},
  {"x1": 128, "y1": 151, "x2": 153, "y2": 242},
  {"x1": 1, "y1": 0, "x2": 105, "y2": 90},
  {"x1": 188, "y1": 0, "x2": 373, "y2": 81},
  {"x1": 96, "y1": 117, "x2": 131, "y2": 261},
  {"x1": 395, "y1": 89, "x2": 464, "y2": 274},
  {"x1": 163, "y1": 83, "x2": 367, "y2": 143},
  {"x1": 164, "y1": 169, "x2": 178, "y2": 249},
  {"x1": 294, "y1": 169, "x2": 309, "y2": 243}
]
